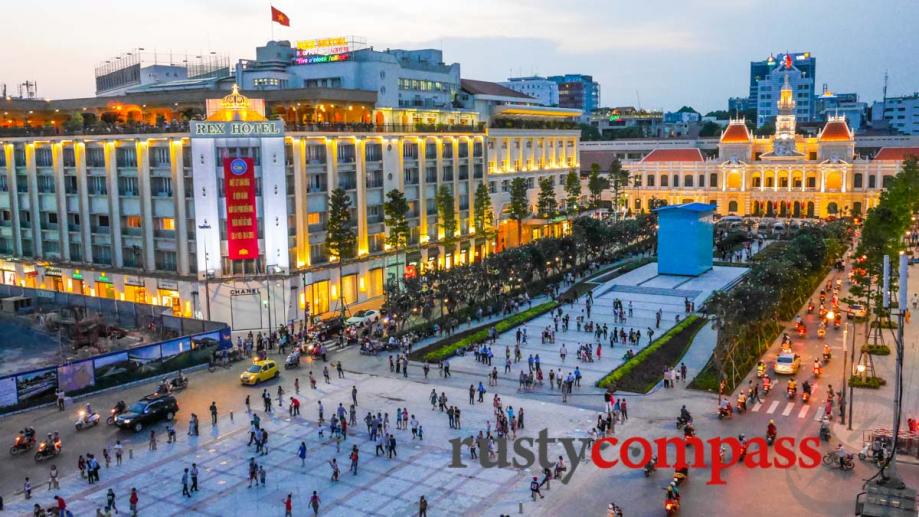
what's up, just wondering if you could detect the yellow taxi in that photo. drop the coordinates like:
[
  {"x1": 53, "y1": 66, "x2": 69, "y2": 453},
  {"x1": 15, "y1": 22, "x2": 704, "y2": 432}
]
[{"x1": 240, "y1": 359, "x2": 279, "y2": 385}]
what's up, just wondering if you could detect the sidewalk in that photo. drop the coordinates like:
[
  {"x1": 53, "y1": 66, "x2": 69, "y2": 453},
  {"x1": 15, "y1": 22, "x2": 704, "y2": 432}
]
[{"x1": 833, "y1": 262, "x2": 919, "y2": 465}]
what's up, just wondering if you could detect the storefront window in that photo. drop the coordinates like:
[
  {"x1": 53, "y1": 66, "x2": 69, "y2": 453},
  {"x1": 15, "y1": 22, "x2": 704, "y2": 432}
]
[
  {"x1": 341, "y1": 274, "x2": 358, "y2": 306},
  {"x1": 368, "y1": 268, "x2": 383, "y2": 298},
  {"x1": 307, "y1": 281, "x2": 330, "y2": 316}
]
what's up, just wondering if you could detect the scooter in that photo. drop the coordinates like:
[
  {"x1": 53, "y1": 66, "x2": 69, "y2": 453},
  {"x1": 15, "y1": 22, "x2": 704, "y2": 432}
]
[
  {"x1": 107, "y1": 401, "x2": 126, "y2": 425},
  {"x1": 718, "y1": 404, "x2": 733, "y2": 420},
  {"x1": 787, "y1": 387, "x2": 797, "y2": 400},
  {"x1": 676, "y1": 415, "x2": 691, "y2": 430},
  {"x1": 802, "y1": 390, "x2": 810, "y2": 403},
  {"x1": 665, "y1": 497, "x2": 681, "y2": 516},
  {"x1": 10, "y1": 428, "x2": 36, "y2": 456},
  {"x1": 766, "y1": 432, "x2": 777, "y2": 446},
  {"x1": 34, "y1": 440, "x2": 61, "y2": 462},
  {"x1": 823, "y1": 452, "x2": 855, "y2": 470},
  {"x1": 284, "y1": 352, "x2": 301, "y2": 370},
  {"x1": 819, "y1": 419, "x2": 831, "y2": 441},
  {"x1": 75, "y1": 410, "x2": 101, "y2": 431},
  {"x1": 823, "y1": 350, "x2": 831, "y2": 364}
]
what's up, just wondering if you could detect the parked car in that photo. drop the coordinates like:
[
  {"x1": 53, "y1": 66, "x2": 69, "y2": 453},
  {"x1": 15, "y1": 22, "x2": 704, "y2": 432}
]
[
  {"x1": 346, "y1": 309, "x2": 380, "y2": 326},
  {"x1": 848, "y1": 304, "x2": 867, "y2": 318},
  {"x1": 240, "y1": 359, "x2": 279, "y2": 385},
  {"x1": 774, "y1": 353, "x2": 801, "y2": 375},
  {"x1": 114, "y1": 393, "x2": 179, "y2": 433}
]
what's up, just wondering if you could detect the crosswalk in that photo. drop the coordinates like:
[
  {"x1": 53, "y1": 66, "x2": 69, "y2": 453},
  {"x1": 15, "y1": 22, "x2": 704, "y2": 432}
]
[{"x1": 746, "y1": 383, "x2": 831, "y2": 420}]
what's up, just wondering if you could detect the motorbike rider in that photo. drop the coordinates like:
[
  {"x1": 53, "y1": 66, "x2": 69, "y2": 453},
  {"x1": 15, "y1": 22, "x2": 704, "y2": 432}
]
[
  {"x1": 83, "y1": 403, "x2": 96, "y2": 422},
  {"x1": 802, "y1": 380, "x2": 812, "y2": 396},
  {"x1": 767, "y1": 419, "x2": 777, "y2": 440},
  {"x1": 53, "y1": 431, "x2": 62, "y2": 452},
  {"x1": 680, "y1": 405, "x2": 691, "y2": 424},
  {"x1": 683, "y1": 420, "x2": 695, "y2": 439},
  {"x1": 666, "y1": 481, "x2": 680, "y2": 500},
  {"x1": 813, "y1": 359, "x2": 822, "y2": 375},
  {"x1": 762, "y1": 375, "x2": 772, "y2": 392},
  {"x1": 787, "y1": 379, "x2": 797, "y2": 397},
  {"x1": 835, "y1": 443, "x2": 848, "y2": 468},
  {"x1": 737, "y1": 392, "x2": 747, "y2": 412},
  {"x1": 756, "y1": 360, "x2": 766, "y2": 376},
  {"x1": 823, "y1": 343, "x2": 831, "y2": 360}
]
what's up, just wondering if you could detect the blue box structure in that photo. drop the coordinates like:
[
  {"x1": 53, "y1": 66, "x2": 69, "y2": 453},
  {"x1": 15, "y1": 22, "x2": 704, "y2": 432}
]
[{"x1": 655, "y1": 203, "x2": 714, "y2": 276}]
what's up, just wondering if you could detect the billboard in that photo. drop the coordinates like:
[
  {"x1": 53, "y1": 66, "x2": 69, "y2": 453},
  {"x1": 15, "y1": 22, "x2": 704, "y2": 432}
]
[
  {"x1": 223, "y1": 157, "x2": 259, "y2": 260},
  {"x1": 58, "y1": 361, "x2": 95, "y2": 393}
]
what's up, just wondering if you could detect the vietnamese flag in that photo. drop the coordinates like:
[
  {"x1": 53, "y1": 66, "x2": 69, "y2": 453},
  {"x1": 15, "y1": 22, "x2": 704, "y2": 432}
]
[{"x1": 271, "y1": 6, "x2": 290, "y2": 26}]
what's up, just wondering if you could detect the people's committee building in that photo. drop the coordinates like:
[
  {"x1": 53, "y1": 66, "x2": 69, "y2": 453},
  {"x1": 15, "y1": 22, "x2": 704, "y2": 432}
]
[{"x1": 582, "y1": 76, "x2": 919, "y2": 219}]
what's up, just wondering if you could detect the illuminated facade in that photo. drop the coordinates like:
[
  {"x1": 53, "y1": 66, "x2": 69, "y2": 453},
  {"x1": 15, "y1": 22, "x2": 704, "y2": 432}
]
[
  {"x1": 0, "y1": 86, "x2": 578, "y2": 328},
  {"x1": 618, "y1": 78, "x2": 918, "y2": 219}
]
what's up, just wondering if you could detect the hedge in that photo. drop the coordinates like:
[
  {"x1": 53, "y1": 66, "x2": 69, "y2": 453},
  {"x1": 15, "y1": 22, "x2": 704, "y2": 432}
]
[
  {"x1": 597, "y1": 315, "x2": 704, "y2": 391},
  {"x1": 419, "y1": 300, "x2": 558, "y2": 362},
  {"x1": 849, "y1": 375, "x2": 887, "y2": 389},
  {"x1": 861, "y1": 344, "x2": 891, "y2": 355}
]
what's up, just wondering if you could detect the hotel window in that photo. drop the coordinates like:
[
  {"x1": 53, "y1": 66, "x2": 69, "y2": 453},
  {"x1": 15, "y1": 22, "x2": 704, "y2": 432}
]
[
  {"x1": 425, "y1": 142, "x2": 436, "y2": 158},
  {"x1": 365, "y1": 143, "x2": 382, "y2": 162},
  {"x1": 672, "y1": 175, "x2": 679, "y2": 187},
  {"x1": 118, "y1": 177, "x2": 139, "y2": 196},
  {"x1": 155, "y1": 250, "x2": 177, "y2": 271},
  {"x1": 808, "y1": 176, "x2": 817, "y2": 188},
  {"x1": 698, "y1": 174, "x2": 705, "y2": 188},
  {"x1": 307, "y1": 144, "x2": 327, "y2": 164},
  {"x1": 35, "y1": 148, "x2": 53, "y2": 167},
  {"x1": 660, "y1": 175, "x2": 668, "y2": 187},
  {"x1": 337, "y1": 143, "x2": 355, "y2": 163},
  {"x1": 14, "y1": 147, "x2": 26, "y2": 168},
  {"x1": 150, "y1": 147, "x2": 170, "y2": 168},
  {"x1": 116, "y1": 147, "x2": 137, "y2": 168},
  {"x1": 63, "y1": 148, "x2": 76, "y2": 167},
  {"x1": 123, "y1": 215, "x2": 142, "y2": 229},
  {"x1": 369, "y1": 233, "x2": 384, "y2": 253},
  {"x1": 157, "y1": 217, "x2": 176, "y2": 231},
  {"x1": 37, "y1": 176, "x2": 55, "y2": 194},
  {"x1": 646, "y1": 175, "x2": 655, "y2": 187},
  {"x1": 88, "y1": 177, "x2": 108, "y2": 195},
  {"x1": 709, "y1": 173, "x2": 718, "y2": 188},
  {"x1": 684, "y1": 176, "x2": 693, "y2": 187},
  {"x1": 753, "y1": 177, "x2": 761, "y2": 188},
  {"x1": 851, "y1": 173, "x2": 862, "y2": 189},
  {"x1": 0, "y1": 176, "x2": 6, "y2": 192},
  {"x1": 86, "y1": 148, "x2": 105, "y2": 168},
  {"x1": 403, "y1": 142, "x2": 418, "y2": 160},
  {"x1": 868, "y1": 176, "x2": 876, "y2": 189}
]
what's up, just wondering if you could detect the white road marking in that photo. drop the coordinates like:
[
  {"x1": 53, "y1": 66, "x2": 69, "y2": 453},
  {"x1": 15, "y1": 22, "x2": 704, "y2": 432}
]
[
  {"x1": 752, "y1": 402, "x2": 763, "y2": 412},
  {"x1": 813, "y1": 406, "x2": 826, "y2": 421},
  {"x1": 766, "y1": 401, "x2": 780, "y2": 414},
  {"x1": 798, "y1": 405, "x2": 811, "y2": 418},
  {"x1": 782, "y1": 403, "x2": 795, "y2": 416}
]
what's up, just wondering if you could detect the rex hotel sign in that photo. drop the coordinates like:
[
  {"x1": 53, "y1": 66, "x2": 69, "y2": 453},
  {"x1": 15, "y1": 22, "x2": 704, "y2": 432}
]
[{"x1": 191, "y1": 121, "x2": 284, "y2": 138}]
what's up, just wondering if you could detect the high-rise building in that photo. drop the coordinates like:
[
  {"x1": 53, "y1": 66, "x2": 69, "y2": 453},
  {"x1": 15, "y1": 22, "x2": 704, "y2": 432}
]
[
  {"x1": 547, "y1": 74, "x2": 600, "y2": 116},
  {"x1": 749, "y1": 52, "x2": 816, "y2": 126},
  {"x1": 499, "y1": 76, "x2": 558, "y2": 106},
  {"x1": 872, "y1": 94, "x2": 919, "y2": 135}
]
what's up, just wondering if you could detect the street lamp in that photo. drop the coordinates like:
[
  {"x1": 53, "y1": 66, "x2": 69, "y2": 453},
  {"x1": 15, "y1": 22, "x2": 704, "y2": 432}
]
[{"x1": 198, "y1": 222, "x2": 212, "y2": 319}]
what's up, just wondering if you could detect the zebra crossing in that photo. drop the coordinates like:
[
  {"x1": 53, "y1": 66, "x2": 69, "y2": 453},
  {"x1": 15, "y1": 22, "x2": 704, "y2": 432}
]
[{"x1": 748, "y1": 383, "x2": 831, "y2": 420}]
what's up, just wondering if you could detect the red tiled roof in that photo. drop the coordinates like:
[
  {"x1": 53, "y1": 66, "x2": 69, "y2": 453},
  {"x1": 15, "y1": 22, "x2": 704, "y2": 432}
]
[
  {"x1": 819, "y1": 119, "x2": 852, "y2": 141},
  {"x1": 640, "y1": 148, "x2": 704, "y2": 163},
  {"x1": 460, "y1": 79, "x2": 533, "y2": 99},
  {"x1": 720, "y1": 122, "x2": 752, "y2": 143},
  {"x1": 873, "y1": 147, "x2": 919, "y2": 161}
]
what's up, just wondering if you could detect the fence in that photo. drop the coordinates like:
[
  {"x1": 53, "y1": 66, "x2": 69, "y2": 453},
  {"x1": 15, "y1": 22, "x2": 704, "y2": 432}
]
[
  {"x1": 0, "y1": 286, "x2": 231, "y2": 414},
  {"x1": 0, "y1": 283, "x2": 224, "y2": 338}
]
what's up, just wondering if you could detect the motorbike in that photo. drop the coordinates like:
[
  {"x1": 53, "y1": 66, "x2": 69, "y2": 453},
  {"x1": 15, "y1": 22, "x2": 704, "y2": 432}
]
[
  {"x1": 735, "y1": 397, "x2": 747, "y2": 414},
  {"x1": 859, "y1": 438, "x2": 892, "y2": 466},
  {"x1": 10, "y1": 428, "x2": 36, "y2": 455},
  {"x1": 822, "y1": 452, "x2": 855, "y2": 470},
  {"x1": 644, "y1": 456, "x2": 657, "y2": 477},
  {"x1": 75, "y1": 409, "x2": 101, "y2": 431},
  {"x1": 157, "y1": 375, "x2": 188, "y2": 394},
  {"x1": 284, "y1": 352, "x2": 301, "y2": 370},
  {"x1": 823, "y1": 350, "x2": 831, "y2": 364},
  {"x1": 756, "y1": 363, "x2": 766, "y2": 378},
  {"x1": 802, "y1": 390, "x2": 810, "y2": 403},
  {"x1": 819, "y1": 419, "x2": 831, "y2": 441},
  {"x1": 672, "y1": 467, "x2": 688, "y2": 486},
  {"x1": 766, "y1": 432, "x2": 777, "y2": 446},
  {"x1": 787, "y1": 387, "x2": 797, "y2": 400},
  {"x1": 676, "y1": 415, "x2": 692, "y2": 430},
  {"x1": 762, "y1": 381, "x2": 772, "y2": 396},
  {"x1": 718, "y1": 404, "x2": 733, "y2": 420},
  {"x1": 107, "y1": 401, "x2": 127, "y2": 425},
  {"x1": 833, "y1": 318, "x2": 841, "y2": 329},
  {"x1": 807, "y1": 302, "x2": 815, "y2": 314},
  {"x1": 797, "y1": 324, "x2": 807, "y2": 337},
  {"x1": 34, "y1": 440, "x2": 61, "y2": 462},
  {"x1": 817, "y1": 326, "x2": 826, "y2": 338},
  {"x1": 665, "y1": 497, "x2": 681, "y2": 516}
]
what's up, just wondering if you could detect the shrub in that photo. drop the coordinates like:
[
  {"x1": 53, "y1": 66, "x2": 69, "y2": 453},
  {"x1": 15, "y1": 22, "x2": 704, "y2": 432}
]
[
  {"x1": 420, "y1": 301, "x2": 558, "y2": 362},
  {"x1": 861, "y1": 344, "x2": 891, "y2": 355},
  {"x1": 597, "y1": 315, "x2": 704, "y2": 391},
  {"x1": 848, "y1": 375, "x2": 886, "y2": 389}
]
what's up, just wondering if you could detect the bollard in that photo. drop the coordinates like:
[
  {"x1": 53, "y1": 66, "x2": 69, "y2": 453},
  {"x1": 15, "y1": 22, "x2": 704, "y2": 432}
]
[
  {"x1": 129, "y1": 449, "x2": 133, "y2": 459},
  {"x1": 230, "y1": 411, "x2": 234, "y2": 422},
  {"x1": 519, "y1": 501, "x2": 524, "y2": 514}
]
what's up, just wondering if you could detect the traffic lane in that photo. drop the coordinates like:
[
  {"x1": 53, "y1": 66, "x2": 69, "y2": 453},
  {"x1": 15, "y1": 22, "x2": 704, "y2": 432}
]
[{"x1": 0, "y1": 354, "x2": 295, "y2": 497}]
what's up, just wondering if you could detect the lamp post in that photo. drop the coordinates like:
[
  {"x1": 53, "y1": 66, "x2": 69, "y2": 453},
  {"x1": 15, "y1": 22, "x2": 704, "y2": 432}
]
[{"x1": 197, "y1": 222, "x2": 212, "y2": 320}]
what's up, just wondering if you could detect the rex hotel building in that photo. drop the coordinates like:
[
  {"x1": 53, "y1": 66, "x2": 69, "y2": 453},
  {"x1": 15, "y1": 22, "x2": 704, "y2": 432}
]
[{"x1": 0, "y1": 42, "x2": 580, "y2": 330}]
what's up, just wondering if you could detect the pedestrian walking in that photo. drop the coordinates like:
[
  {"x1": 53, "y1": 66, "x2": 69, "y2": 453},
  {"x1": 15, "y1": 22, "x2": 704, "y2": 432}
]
[
  {"x1": 298, "y1": 441, "x2": 307, "y2": 467},
  {"x1": 309, "y1": 491, "x2": 321, "y2": 516},
  {"x1": 106, "y1": 488, "x2": 118, "y2": 514},
  {"x1": 337, "y1": 361, "x2": 344, "y2": 378},
  {"x1": 680, "y1": 362, "x2": 687, "y2": 383},
  {"x1": 259, "y1": 465, "x2": 266, "y2": 487},
  {"x1": 283, "y1": 494, "x2": 293, "y2": 517},
  {"x1": 190, "y1": 463, "x2": 199, "y2": 492},
  {"x1": 181, "y1": 468, "x2": 191, "y2": 498},
  {"x1": 419, "y1": 495, "x2": 428, "y2": 517},
  {"x1": 129, "y1": 488, "x2": 138, "y2": 516},
  {"x1": 352, "y1": 385, "x2": 358, "y2": 407},
  {"x1": 114, "y1": 441, "x2": 123, "y2": 466},
  {"x1": 149, "y1": 430, "x2": 157, "y2": 451},
  {"x1": 620, "y1": 399, "x2": 628, "y2": 421},
  {"x1": 23, "y1": 477, "x2": 31, "y2": 499},
  {"x1": 350, "y1": 446, "x2": 359, "y2": 475},
  {"x1": 56, "y1": 389, "x2": 65, "y2": 411},
  {"x1": 48, "y1": 465, "x2": 59, "y2": 490},
  {"x1": 328, "y1": 458, "x2": 340, "y2": 481},
  {"x1": 530, "y1": 476, "x2": 544, "y2": 500}
]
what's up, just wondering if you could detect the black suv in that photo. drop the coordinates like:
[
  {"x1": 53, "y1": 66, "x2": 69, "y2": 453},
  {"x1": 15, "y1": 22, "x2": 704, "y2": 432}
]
[{"x1": 114, "y1": 393, "x2": 179, "y2": 432}]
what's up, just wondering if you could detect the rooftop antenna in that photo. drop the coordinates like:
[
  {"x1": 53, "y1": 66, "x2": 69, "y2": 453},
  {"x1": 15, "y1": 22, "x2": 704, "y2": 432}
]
[
  {"x1": 883, "y1": 70, "x2": 889, "y2": 103},
  {"x1": 635, "y1": 90, "x2": 642, "y2": 111}
]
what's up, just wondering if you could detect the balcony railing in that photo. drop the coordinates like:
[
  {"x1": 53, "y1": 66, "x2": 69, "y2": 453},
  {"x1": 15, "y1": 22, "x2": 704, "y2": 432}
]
[{"x1": 0, "y1": 121, "x2": 190, "y2": 137}]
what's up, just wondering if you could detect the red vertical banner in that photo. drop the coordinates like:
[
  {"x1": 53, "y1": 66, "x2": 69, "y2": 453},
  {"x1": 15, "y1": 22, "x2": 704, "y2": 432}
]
[{"x1": 223, "y1": 157, "x2": 259, "y2": 260}]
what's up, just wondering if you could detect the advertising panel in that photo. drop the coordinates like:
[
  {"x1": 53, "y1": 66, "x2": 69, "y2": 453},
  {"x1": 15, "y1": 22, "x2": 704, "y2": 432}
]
[
  {"x1": 16, "y1": 368, "x2": 57, "y2": 403},
  {"x1": 58, "y1": 360, "x2": 95, "y2": 392},
  {"x1": 0, "y1": 376, "x2": 18, "y2": 408},
  {"x1": 223, "y1": 157, "x2": 259, "y2": 260}
]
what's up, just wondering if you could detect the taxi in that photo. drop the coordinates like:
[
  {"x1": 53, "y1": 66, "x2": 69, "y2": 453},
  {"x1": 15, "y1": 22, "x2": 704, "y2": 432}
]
[
  {"x1": 774, "y1": 353, "x2": 800, "y2": 375},
  {"x1": 240, "y1": 359, "x2": 279, "y2": 385}
]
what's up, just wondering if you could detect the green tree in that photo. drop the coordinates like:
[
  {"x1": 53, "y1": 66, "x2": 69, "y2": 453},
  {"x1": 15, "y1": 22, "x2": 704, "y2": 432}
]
[
  {"x1": 473, "y1": 181, "x2": 493, "y2": 235},
  {"x1": 699, "y1": 121, "x2": 722, "y2": 137},
  {"x1": 564, "y1": 170, "x2": 582, "y2": 214},
  {"x1": 587, "y1": 164, "x2": 609, "y2": 208},
  {"x1": 536, "y1": 177, "x2": 557, "y2": 218},
  {"x1": 509, "y1": 177, "x2": 530, "y2": 244},
  {"x1": 436, "y1": 185, "x2": 457, "y2": 247},
  {"x1": 383, "y1": 188, "x2": 410, "y2": 283},
  {"x1": 64, "y1": 112, "x2": 84, "y2": 132},
  {"x1": 608, "y1": 158, "x2": 631, "y2": 219},
  {"x1": 326, "y1": 188, "x2": 357, "y2": 316}
]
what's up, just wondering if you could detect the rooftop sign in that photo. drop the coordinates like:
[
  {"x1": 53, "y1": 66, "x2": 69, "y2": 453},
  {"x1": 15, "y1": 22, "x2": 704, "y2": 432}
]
[{"x1": 190, "y1": 120, "x2": 284, "y2": 138}]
